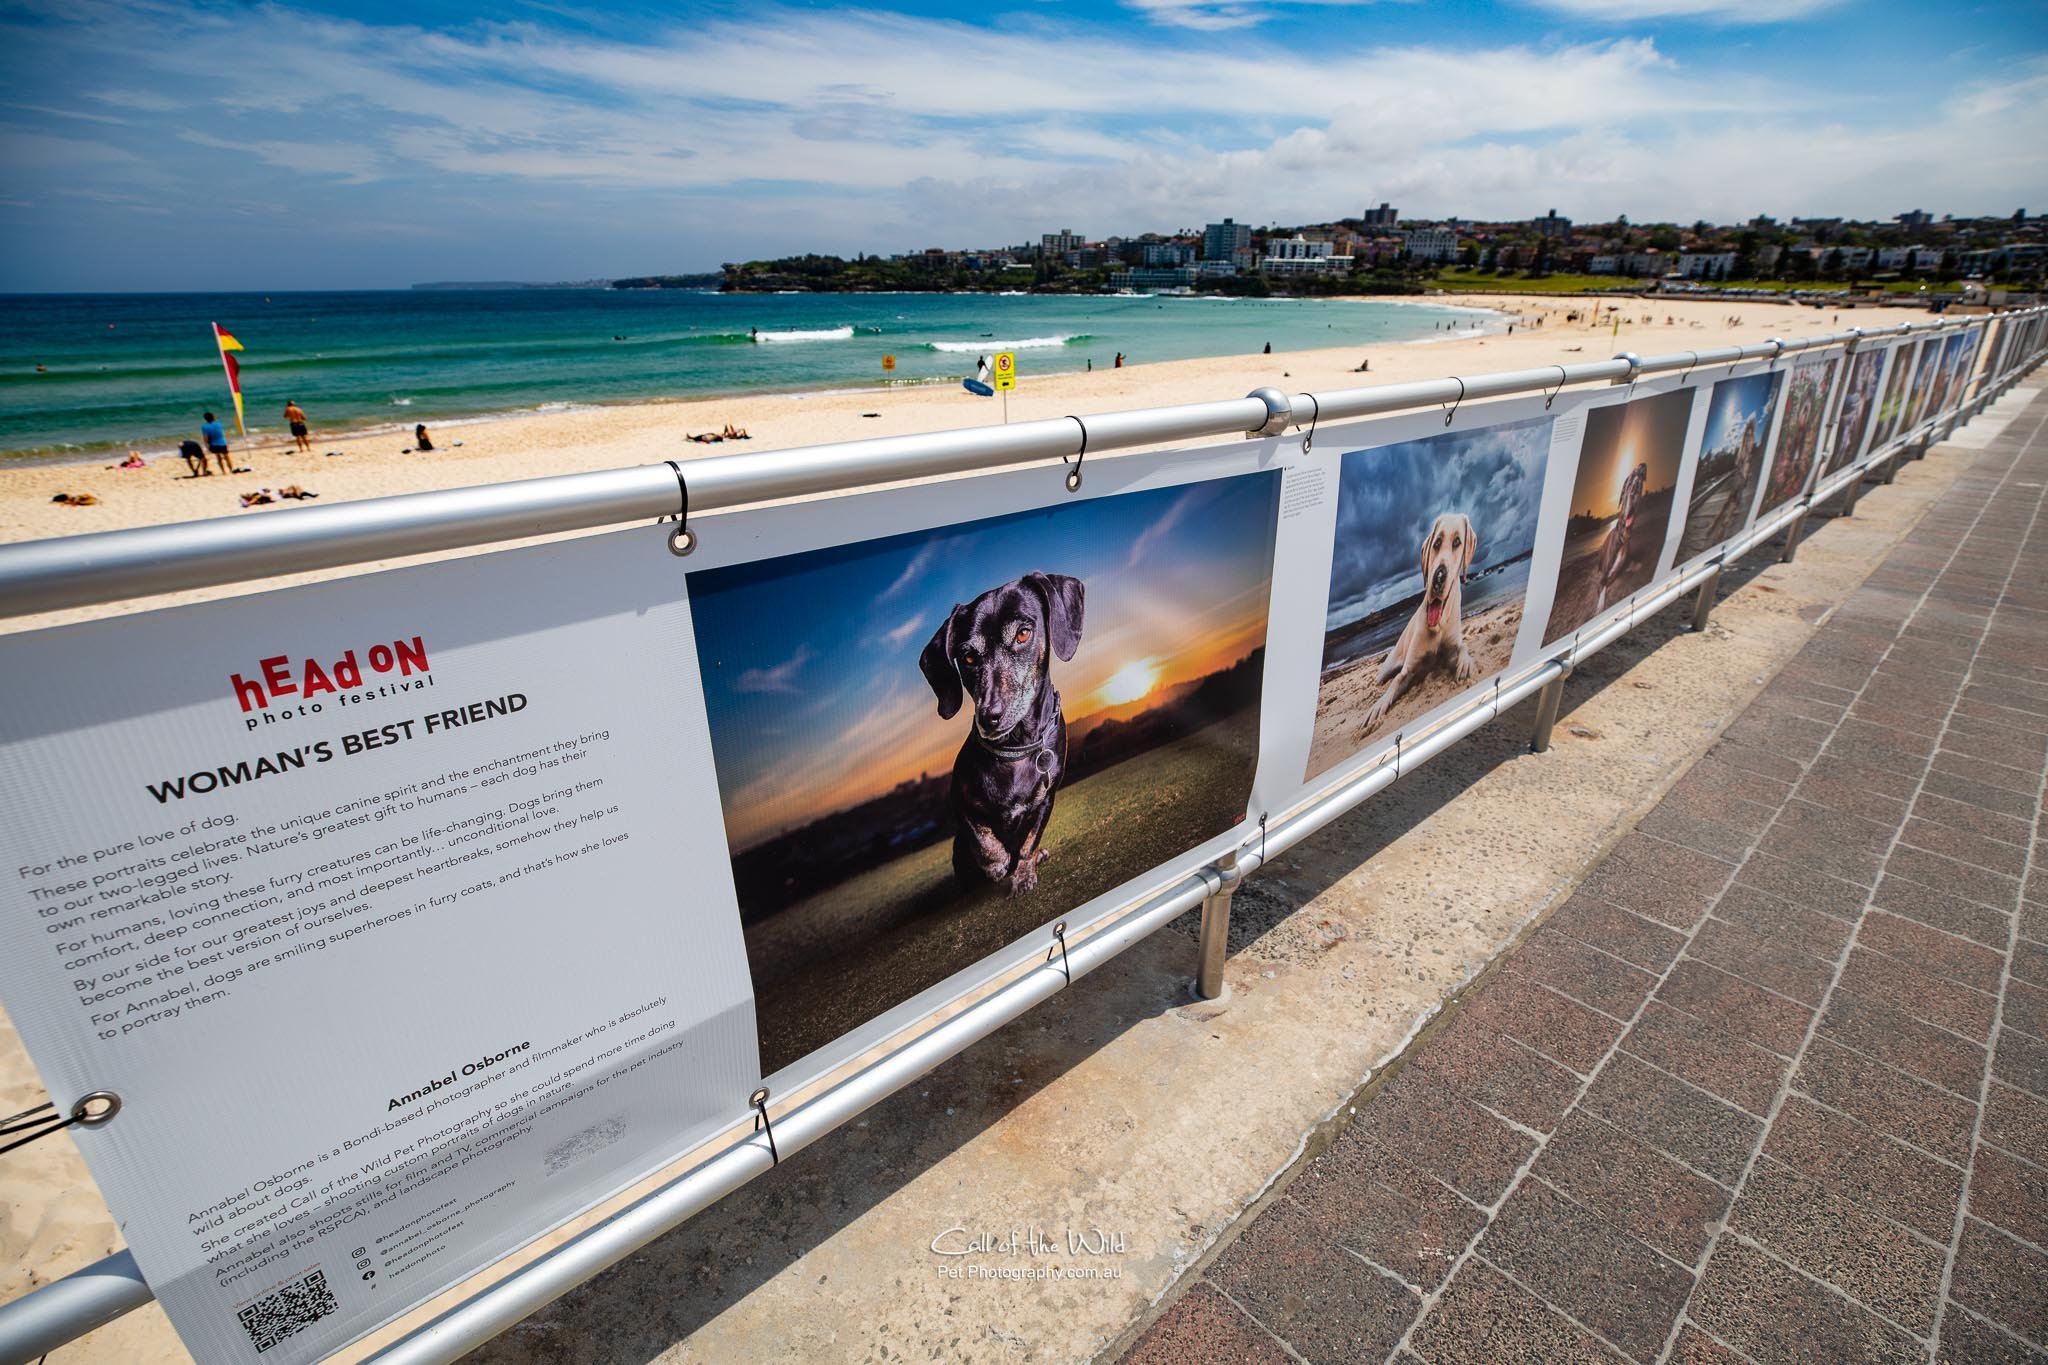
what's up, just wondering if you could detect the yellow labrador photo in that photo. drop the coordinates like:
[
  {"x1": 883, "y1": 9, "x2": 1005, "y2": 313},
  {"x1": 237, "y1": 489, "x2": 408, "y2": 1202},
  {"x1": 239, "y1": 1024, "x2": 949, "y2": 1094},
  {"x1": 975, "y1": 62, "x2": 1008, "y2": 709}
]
[{"x1": 1364, "y1": 512, "x2": 1477, "y2": 728}]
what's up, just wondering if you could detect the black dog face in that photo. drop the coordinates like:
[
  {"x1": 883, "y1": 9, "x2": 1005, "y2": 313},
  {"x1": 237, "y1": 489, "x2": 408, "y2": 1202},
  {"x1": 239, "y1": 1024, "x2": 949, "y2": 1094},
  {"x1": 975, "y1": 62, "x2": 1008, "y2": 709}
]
[{"x1": 920, "y1": 572, "x2": 1084, "y2": 738}]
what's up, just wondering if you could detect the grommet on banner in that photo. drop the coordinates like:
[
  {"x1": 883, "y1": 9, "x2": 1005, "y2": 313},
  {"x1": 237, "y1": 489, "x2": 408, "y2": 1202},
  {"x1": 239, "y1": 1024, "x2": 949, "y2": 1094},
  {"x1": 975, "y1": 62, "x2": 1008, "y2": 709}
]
[
  {"x1": 750, "y1": 1086, "x2": 779, "y2": 1165},
  {"x1": 1298, "y1": 394, "x2": 1321, "y2": 455},
  {"x1": 1442, "y1": 377, "x2": 1465, "y2": 427},
  {"x1": 1046, "y1": 921, "x2": 1070, "y2": 985},
  {"x1": 664, "y1": 459, "x2": 695, "y2": 556},
  {"x1": 0, "y1": 1091, "x2": 119, "y2": 1157},
  {"x1": 1543, "y1": 366, "x2": 1566, "y2": 410},
  {"x1": 1062, "y1": 418, "x2": 1088, "y2": 492}
]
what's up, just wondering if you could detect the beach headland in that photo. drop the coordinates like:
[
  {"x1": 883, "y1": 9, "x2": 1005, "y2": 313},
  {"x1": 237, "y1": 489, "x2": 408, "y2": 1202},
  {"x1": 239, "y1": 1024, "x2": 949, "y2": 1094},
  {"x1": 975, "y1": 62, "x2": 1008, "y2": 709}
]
[{"x1": 0, "y1": 295, "x2": 1926, "y2": 619}]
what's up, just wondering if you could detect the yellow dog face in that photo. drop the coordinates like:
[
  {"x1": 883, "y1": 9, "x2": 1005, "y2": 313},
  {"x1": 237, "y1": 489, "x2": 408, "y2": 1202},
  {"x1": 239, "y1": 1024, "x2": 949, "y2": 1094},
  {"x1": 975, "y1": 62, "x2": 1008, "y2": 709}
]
[{"x1": 1420, "y1": 512, "x2": 1476, "y2": 631}]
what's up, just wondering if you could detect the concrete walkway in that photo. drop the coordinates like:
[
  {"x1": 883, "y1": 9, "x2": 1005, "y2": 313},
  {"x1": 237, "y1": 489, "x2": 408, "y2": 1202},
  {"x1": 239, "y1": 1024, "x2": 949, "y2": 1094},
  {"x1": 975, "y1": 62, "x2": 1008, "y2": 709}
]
[{"x1": 1119, "y1": 390, "x2": 2048, "y2": 1365}]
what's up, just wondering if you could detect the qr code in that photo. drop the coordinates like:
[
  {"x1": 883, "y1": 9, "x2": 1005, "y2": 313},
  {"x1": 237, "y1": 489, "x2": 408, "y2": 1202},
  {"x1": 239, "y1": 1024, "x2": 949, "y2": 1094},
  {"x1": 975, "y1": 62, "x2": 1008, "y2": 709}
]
[{"x1": 235, "y1": 1267, "x2": 338, "y2": 1354}]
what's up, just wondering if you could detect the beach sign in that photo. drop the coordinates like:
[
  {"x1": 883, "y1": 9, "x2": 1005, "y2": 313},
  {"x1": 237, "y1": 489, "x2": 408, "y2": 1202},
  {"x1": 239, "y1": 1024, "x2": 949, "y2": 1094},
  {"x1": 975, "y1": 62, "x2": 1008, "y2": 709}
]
[
  {"x1": 992, "y1": 351, "x2": 1017, "y2": 391},
  {"x1": 882, "y1": 355, "x2": 896, "y2": 372}
]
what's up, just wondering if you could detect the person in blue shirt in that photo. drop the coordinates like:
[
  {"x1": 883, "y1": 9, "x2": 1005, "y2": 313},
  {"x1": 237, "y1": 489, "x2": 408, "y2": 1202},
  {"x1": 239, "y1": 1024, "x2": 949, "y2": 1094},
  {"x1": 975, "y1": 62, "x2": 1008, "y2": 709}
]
[{"x1": 199, "y1": 412, "x2": 242, "y2": 475}]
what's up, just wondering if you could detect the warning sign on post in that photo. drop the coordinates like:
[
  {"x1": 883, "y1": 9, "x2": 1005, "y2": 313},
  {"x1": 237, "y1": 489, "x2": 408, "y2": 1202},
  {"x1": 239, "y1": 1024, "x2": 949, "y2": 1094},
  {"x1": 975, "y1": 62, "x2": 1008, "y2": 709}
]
[
  {"x1": 0, "y1": 530, "x2": 759, "y2": 1365},
  {"x1": 992, "y1": 351, "x2": 1016, "y2": 391}
]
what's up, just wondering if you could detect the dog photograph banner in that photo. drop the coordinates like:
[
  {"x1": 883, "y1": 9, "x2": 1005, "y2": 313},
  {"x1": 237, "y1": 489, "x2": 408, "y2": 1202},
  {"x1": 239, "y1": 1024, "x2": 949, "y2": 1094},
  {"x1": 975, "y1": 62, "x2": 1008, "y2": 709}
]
[
  {"x1": 0, "y1": 531, "x2": 760, "y2": 1365},
  {"x1": 1671, "y1": 362, "x2": 1786, "y2": 568},
  {"x1": 1823, "y1": 342, "x2": 1890, "y2": 480},
  {"x1": 676, "y1": 442, "x2": 1300, "y2": 1087},
  {"x1": 1757, "y1": 350, "x2": 1839, "y2": 517},
  {"x1": 1903, "y1": 336, "x2": 1945, "y2": 433},
  {"x1": 1295, "y1": 395, "x2": 1585, "y2": 785},
  {"x1": 1936, "y1": 328, "x2": 1982, "y2": 420},
  {"x1": 1539, "y1": 380, "x2": 1697, "y2": 647},
  {"x1": 1869, "y1": 337, "x2": 1919, "y2": 454}
]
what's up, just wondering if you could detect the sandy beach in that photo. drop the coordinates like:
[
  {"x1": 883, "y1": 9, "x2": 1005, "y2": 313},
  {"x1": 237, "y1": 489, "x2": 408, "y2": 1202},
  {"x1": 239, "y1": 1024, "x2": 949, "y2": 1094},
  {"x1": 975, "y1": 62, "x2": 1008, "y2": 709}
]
[{"x1": 0, "y1": 291, "x2": 1937, "y2": 1363}]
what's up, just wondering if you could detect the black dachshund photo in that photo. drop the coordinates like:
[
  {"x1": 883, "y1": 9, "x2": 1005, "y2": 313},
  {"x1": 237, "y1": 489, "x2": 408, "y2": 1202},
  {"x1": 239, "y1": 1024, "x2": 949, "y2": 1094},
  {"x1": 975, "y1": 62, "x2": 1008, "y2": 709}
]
[
  {"x1": 919, "y1": 572, "x2": 1084, "y2": 896},
  {"x1": 688, "y1": 474, "x2": 1278, "y2": 1077}
]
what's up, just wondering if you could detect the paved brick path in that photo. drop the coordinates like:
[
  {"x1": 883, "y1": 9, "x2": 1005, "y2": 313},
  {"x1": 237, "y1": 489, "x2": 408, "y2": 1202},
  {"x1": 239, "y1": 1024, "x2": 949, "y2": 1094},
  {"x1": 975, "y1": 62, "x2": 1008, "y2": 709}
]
[{"x1": 1121, "y1": 388, "x2": 2048, "y2": 1365}]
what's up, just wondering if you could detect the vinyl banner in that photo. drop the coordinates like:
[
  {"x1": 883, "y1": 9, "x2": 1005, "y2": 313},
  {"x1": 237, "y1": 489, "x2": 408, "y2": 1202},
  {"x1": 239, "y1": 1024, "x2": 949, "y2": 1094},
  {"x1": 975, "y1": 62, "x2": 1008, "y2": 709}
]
[
  {"x1": 1760, "y1": 351, "x2": 1840, "y2": 516},
  {"x1": 1283, "y1": 393, "x2": 1591, "y2": 788},
  {"x1": 0, "y1": 532, "x2": 759, "y2": 1365},
  {"x1": 675, "y1": 441, "x2": 1306, "y2": 1088},
  {"x1": 1538, "y1": 377, "x2": 1701, "y2": 648},
  {"x1": 1869, "y1": 338, "x2": 1919, "y2": 454},
  {"x1": 1823, "y1": 342, "x2": 1892, "y2": 480},
  {"x1": 1671, "y1": 361, "x2": 1787, "y2": 568},
  {"x1": 1903, "y1": 336, "x2": 1946, "y2": 434}
]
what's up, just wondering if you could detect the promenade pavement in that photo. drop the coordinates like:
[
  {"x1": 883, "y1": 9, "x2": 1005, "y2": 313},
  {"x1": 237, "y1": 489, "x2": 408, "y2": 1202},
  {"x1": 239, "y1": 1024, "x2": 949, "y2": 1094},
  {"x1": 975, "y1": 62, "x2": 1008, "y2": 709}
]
[{"x1": 1120, "y1": 388, "x2": 2048, "y2": 1365}]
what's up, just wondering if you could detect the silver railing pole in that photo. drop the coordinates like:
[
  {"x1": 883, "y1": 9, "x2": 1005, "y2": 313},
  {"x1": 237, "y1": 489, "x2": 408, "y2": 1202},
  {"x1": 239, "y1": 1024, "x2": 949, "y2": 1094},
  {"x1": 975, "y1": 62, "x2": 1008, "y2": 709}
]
[
  {"x1": 1529, "y1": 668, "x2": 1569, "y2": 753},
  {"x1": 1690, "y1": 566, "x2": 1722, "y2": 632},
  {"x1": 1195, "y1": 848, "x2": 1241, "y2": 1001}
]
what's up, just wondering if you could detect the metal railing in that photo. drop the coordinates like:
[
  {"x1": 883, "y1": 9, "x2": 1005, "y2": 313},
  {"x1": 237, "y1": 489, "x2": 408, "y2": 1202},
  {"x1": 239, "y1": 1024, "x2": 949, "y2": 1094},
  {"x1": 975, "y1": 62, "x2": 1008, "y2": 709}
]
[{"x1": 0, "y1": 306, "x2": 2039, "y2": 1365}]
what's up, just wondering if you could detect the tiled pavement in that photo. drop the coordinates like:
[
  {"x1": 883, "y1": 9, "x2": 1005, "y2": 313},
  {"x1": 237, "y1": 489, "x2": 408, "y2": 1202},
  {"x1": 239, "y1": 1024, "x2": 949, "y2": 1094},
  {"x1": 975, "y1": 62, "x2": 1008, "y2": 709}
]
[{"x1": 1120, "y1": 388, "x2": 2048, "y2": 1365}]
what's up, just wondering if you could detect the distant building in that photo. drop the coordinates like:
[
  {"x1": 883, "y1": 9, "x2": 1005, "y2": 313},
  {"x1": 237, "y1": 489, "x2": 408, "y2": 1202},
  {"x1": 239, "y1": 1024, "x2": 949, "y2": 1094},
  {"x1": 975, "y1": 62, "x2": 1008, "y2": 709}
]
[
  {"x1": 1678, "y1": 251, "x2": 1736, "y2": 279},
  {"x1": 1195, "y1": 259, "x2": 1239, "y2": 278},
  {"x1": 1531, "y1": 208, "x2": 1572, "y2": 240},
  {"x1": 1401, "y1": 228, "x2": 1460, "y2": 263},
  {"x1": 1897, "y1": 209, "x2": 1934, "y2": 231},
  {"x1": 1110, "y1": 266, "x2": 1198, "y2": 291},
  {"x1": 1141, "y1": 241, "x2": 1195, "y2": 267},
  {"x1": 1065, "y1": 247, "x2": 1106, "y2": 269},
  {"x1": 1041, "y1": 228, "x2": 1086, "y2": 257},
  {"x1": 1202, "y1": 217, "x2": 1252, "y2": 261},
  {"x1": 1588, "y1": 255, "x2": 1620, "y2": 275},
  {"x1": 1362, "y1": 202, "x2": 1399, "y2": 228},
  {"x1": 1265, "y1": 235, "x2": 1333, "y2": 261}
]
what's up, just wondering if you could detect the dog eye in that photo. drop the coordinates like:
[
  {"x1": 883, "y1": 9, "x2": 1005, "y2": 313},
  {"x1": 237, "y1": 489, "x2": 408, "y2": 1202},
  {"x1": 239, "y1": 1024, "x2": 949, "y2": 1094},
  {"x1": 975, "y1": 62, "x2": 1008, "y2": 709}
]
[
  {"x1": 961, "y1": 652, "x2": 977, "y2": 665},
  {"x1": 1014, "y1": 627, "x2": 1032, "y2": 645}
]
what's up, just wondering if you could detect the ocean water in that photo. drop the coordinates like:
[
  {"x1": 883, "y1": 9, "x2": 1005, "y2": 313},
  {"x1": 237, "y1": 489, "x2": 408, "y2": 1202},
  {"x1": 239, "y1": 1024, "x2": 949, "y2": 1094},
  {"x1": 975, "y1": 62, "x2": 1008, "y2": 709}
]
[{"x1": 0, "y1": 291, "x2": 1494, "y2": 462}]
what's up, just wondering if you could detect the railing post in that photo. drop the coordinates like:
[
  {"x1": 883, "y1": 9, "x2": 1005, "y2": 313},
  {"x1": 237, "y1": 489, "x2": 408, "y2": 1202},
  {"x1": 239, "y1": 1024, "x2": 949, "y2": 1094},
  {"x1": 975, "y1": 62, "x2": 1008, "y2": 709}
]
[
  {"x1": 1690, "y1": 566, "x2": 1722, "y2": 631},
  {"x1": 1195, "y1": 849, "x2": 1239, "y2": 1001},
  {"x1": 1530, "y1": 666, "x2": 1569, "y2": 753},
  {"x1": 1780, "y1": 507, "x2": 1808, "y2": 563}
]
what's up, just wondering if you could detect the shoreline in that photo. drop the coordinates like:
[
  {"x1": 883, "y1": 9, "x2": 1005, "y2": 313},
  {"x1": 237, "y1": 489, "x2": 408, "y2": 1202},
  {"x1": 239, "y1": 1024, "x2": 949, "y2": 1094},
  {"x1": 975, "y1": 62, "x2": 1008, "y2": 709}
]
[
  {"x1": 3, "y1": 295, "x2": 1502, "y2": 468},
  {"x1": 0, "y1": 295, "x2": 1928, "y2": 567}
]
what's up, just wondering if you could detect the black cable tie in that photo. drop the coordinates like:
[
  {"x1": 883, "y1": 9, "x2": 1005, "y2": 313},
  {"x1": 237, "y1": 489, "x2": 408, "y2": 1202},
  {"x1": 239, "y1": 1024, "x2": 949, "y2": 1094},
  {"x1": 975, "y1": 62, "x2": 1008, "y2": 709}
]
[
  {"x1": 1259, "y1": 812, "x2": 1269, "y2": 865},
  {"x1": 1063, "y1": 418, "x2": 1088, "y2": 492},
  {"x1": 2, "y1": 1093, "x2": 119, "y2": 1157},
  {"x1": 1443, "y1": 377, "x2": 1465, "y2": 427},
  {"x1": 1543, "y1": 366, "x2": 1565, "y2": 410},
  {"x1": 1046, "y1": 920, "x2": 1071, "y2": 985},
  {"x1": 750, "y1": 1086, "x2": 778, "y2": 1165},
  {"x1": 665, "y1": 459, "x2": 695, "y2": 556},
  {"x1": 1680, "y1": 351, "x2": 1699, "y2": 385},
  {"x1": 1299, "y1": 393, "x2": 1320, "y2": 454}
]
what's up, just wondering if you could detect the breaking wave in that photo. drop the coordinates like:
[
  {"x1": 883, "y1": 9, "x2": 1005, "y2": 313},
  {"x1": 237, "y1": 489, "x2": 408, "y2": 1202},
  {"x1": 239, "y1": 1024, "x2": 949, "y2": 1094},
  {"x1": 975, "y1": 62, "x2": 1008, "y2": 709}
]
[
  {"x1": 925, "y1": 334, "x2": 1086, "y2": 353},
  {"x1": 752, "y1": 326, "x2": 855, "y2": 343}
]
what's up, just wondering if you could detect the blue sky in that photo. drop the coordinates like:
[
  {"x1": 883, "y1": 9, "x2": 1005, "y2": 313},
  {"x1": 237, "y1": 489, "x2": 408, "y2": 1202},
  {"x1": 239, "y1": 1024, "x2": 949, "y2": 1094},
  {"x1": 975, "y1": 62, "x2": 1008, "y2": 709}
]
[
  {"x1": 688, "y1": 473, "x2": 1277, "y2": 846},
  {"x1": 2, "y1": 0, "x2": 2045, "y2": 290}
]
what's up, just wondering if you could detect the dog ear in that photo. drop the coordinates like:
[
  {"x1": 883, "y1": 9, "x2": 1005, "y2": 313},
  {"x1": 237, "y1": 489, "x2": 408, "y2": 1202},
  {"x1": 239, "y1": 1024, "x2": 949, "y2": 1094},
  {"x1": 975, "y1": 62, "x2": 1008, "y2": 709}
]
[
  {"x1": 919, "y1": 607, "x2": 965, "y2": 720},
  {"x1": 1023, "y1": 572, "x2": 1085, "y2": 661},
  {"x1": 1458, "y1": 514, "x2": 1476, "y2": 576}
]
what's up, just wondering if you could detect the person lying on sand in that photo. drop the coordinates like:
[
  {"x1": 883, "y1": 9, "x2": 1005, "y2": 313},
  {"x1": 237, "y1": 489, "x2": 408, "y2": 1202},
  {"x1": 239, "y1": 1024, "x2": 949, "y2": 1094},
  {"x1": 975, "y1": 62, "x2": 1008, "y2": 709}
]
[
  {"x1": 108, "y1": 451, "x2": 146, "y2": 470},
  {"x1": 278, "y1": 485, "x2": 317, "y2": 500},
  {"x1": 687, "y1": 424, "x2": 752, "y2": 443},
  {"x1": 51, "y1": 492, "x2": 100, "y2": 507},
  {"x1": 241, "y1": 488, "x2": 277, "y2": 507}
]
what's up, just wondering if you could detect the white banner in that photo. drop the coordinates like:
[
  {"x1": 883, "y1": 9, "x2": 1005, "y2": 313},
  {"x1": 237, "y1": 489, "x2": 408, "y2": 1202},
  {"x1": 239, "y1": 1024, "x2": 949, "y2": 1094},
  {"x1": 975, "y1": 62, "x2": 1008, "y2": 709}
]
[{"x1": 0, "y1": 531, "x2": 757, "y2": 1364}]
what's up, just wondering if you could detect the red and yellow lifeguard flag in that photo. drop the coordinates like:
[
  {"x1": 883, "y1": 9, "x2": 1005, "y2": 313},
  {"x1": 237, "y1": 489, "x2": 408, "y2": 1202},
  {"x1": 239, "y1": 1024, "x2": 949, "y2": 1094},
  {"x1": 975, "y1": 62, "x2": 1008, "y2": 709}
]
[{"x1": 212, "y1": 323, "x2": 246, "y2": 435}]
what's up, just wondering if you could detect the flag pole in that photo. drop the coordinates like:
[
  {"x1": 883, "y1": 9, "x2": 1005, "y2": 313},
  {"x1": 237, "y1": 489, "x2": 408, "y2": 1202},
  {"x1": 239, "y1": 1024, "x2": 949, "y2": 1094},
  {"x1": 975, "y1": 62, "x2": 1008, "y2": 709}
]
[{"x1": 211, "y1": 323, "x2": 245, "y2": 435}]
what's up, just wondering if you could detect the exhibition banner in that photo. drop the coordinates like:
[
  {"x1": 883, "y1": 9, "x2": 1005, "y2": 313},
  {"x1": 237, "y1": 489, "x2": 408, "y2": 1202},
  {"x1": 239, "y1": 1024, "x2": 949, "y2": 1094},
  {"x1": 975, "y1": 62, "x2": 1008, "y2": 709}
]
[
  {"x1": 1869, "y1": 337, "x2": 1920, "y2": 454},
  {"x1": 0, "y1": 533, "x2": 760, "y2": 1364},
  {"x1": 1903, "y1": 335, "x2": 1945, "y2": 433},
  {"x1": 1823, "y1": 342, "x2": 1892, "y2": 479},
  {"x1": 675, "y1": 442, "x2": 1310, "y2": 1087},
  {"x1": 1289, "y1": 392, "x2": 1592, "y2": 788},
  {"x1": 1759, "y1": 351, "x2": 1839, "y2": 517},
  {"x1": 1671, "y1": 360, "x2": 1788, "y2": 568}
]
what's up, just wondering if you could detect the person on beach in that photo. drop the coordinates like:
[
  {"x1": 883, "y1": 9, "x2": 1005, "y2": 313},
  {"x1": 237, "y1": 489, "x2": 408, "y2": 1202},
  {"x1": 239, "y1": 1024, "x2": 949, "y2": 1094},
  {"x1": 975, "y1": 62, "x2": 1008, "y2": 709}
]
[
  {"x1": 179, "y1": 439, "x2": 207, "y2": 477},
  {"x1": 1263, "y1": 342, "x2": 1271, "y2": 354},
  {"x1": 284, "y1": 400, "x2": 311, "y2": 453},
  {"x1": 414, "y1": 423, "x2": 435, "y2": 451},
  {"x1": 1114, "y1": 352, "x2": 1124, "y2": 368},
  {"x1": 199, "y1": 412, "x2": 239, "y2": 475}
]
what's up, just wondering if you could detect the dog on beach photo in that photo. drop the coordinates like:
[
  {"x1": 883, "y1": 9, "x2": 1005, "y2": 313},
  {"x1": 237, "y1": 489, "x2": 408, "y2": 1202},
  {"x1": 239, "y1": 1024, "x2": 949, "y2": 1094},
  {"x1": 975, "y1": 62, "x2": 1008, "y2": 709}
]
[
  {"x1": 919, "y1": 572, "x2": 1084, "y2": 896},
  {"x1": 1363, "y1": 513, "x2": 1478, "y2": 728},
  {"x1": 1595, "y1": 462, "x2": 1648, "y2": 612},
  {"x1": 1307, "y1": 413, "x2": 1554, "y2": 782},
  {"x1": 1542, "y1": 385, "x2": 1692, "y2": 647},
  {"x1": 1677, "y1": 369, "x2": 1782, "y2": 566}
]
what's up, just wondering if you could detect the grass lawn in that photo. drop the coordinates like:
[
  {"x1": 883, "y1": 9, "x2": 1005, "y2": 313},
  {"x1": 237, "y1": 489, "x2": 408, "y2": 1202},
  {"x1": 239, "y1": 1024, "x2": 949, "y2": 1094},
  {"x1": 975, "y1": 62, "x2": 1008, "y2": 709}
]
[{"x1": 745, "y1": 709, "x2": 1260, "y2": 1074}]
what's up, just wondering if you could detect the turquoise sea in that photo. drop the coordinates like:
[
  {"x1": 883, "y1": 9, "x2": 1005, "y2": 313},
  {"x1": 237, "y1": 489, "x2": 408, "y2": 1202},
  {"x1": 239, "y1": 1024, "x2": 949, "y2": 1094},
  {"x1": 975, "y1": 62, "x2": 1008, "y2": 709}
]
[{"x1": 0, "y1": 291, "x2": 1495, "y2": 462}]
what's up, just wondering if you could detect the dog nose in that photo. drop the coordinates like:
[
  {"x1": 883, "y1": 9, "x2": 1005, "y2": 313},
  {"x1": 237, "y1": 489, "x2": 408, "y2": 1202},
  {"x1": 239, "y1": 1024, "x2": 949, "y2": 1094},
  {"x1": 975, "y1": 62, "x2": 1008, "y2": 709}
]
[{"x1": 1432, "y1": 564, "x2": 1447, "y2": 590}]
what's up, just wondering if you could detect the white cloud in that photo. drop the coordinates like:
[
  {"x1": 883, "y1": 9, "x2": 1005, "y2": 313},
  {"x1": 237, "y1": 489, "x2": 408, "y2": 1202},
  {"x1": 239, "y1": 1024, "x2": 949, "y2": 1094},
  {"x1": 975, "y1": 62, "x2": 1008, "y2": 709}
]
[
  {"x1": 1526, "y1": 0, "x2": 1843, "y2": 20},
  {"x1": 734, "y1": 644, "x2": 816, "y2": 695}
]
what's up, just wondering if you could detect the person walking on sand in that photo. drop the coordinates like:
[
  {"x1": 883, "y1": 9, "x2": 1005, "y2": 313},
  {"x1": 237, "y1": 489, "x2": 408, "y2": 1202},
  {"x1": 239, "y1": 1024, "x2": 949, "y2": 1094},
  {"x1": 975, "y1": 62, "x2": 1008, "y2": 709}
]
[
  {"x1": 283, "y1": 400, "x2": 312, "y2": 453},
  {"x1": 199, "y1": 411, "x2": 239, "y2": 475}
]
